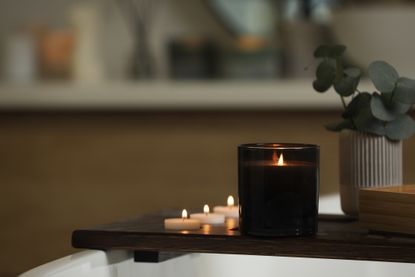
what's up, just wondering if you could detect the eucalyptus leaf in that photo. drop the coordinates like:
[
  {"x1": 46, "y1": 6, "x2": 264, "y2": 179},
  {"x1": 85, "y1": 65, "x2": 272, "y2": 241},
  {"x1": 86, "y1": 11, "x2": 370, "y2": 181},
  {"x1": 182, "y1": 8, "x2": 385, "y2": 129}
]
[
  {"x1": 353, "y1": 106, "x2": 386, "y2": 136},
  {"x1": 394, "y1": 77, "x2": 415, "y2": 104},
  {"x1": 381, "y1": 93, "x2": 411, "y2": 114},
  {"x1": 324, "y1": 119, "x2": 353, "y2": 132},
  {"x1": 370, "y1": 93, "x2": 400, "y2": 121},
  {"x1": 312, "y1": 44, "x2": 415, "y2": 140},
  {"x1": 343, "y1": 93, "x2": 385, "y2": 135},
  {"x1": 313, "y1": 60, "x2": 336, "y2": 93},
  {"x1": 313, "y1": 79, "x2": 331, "y2": 93},
  {"x1": 334, "y1": 75, "x2": 359, "y2": 97},
  {"x1": 316, "y1": 60, "x2": 336, "y2": 82},
  {"x1": 385, "y1": 115, "x2": 415, "y2": 140},
  {"x1": 343, "y1": 93, "x2": 371, "y2": 119},
  {"x1": 368, "y1": 61, "x2": 399, "y2": 93}
]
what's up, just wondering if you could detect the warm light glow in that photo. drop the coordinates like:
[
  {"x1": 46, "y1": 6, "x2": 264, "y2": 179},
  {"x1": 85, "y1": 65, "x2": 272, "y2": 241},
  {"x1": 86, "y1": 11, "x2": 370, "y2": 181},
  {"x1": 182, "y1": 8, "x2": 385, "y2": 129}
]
[
  {"x1": 272, "y1": 151, "x2": 279, "y2": 165},
  {"x1": 182, "y1": 209, "x2": 188, "y2": 219},
  {"x1": 278, "y1": 154, "x2": 284, "y2": 166},
  {"x1": 272, "y1": 151, "x2": 285, "y2": 166},
  {"x1": 227, "y1": 195, "x2": 235, "y2": 207},
  {"x1": 225, "y1": 217, "x2": 238, "y2": 231},
  {"x1": 203, "y1": 204, "x2": 210, "y2": 215},
  {"x1": 202, "y1": 224, "x2": 211, "y2": 234}
]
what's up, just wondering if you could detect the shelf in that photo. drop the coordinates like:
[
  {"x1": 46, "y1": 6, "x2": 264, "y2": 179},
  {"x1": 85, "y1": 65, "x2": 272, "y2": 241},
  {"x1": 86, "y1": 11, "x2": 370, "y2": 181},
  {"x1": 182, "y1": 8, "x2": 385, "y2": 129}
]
[
  {"x1": 72, "y1": 211, "x2": 415, "y2": 263},
  {"x1": 0, "y1": 80, "x2": 344, "y2": 111}
]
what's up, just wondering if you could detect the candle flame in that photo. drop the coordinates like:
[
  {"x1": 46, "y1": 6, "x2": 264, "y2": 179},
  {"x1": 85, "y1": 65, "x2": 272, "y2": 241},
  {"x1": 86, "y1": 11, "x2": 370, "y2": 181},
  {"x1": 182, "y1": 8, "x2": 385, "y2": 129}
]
[
  {"x1": 272, "y1": 151, "x2": 279, "y2": 165},
  {"x1": 182, "y1": 209, "x2": 188, "y2": 219},
  {"x1": 203, "y1": 204, "x2": 210, "y2": 215},
  {"x1": 227, "y1": 195, "x2": 235, "y2": 207},
  {"x1": 278, "y1": 154, "x2": 284, "y2": 166},
  {"x1": 272, "y1": 151, "x2": 284, "y2": 166}
]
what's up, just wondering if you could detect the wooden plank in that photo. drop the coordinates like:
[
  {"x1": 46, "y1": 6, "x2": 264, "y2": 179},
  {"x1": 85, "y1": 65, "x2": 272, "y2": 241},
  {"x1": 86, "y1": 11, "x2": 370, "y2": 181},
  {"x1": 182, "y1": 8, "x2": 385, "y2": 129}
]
[
  {"x1": 359, "y1": 200, "x2": 415, "y2": 217},
  {"x1": 360, "y1": 187, "x2": 415, "y2": 205},
  {"x1": 359, "y1": 185, "x2": 415, "y2": 235},
  {"x1": 72, "y1": 212, "x2": 415, "y2": 263}
]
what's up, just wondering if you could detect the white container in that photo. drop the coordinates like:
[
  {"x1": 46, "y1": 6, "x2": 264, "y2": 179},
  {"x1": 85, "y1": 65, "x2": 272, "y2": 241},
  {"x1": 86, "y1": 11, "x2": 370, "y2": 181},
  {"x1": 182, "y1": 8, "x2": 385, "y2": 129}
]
[
  {"x1": 69, "y1": 3, "x2": 105, "y2": 83},
  {"x1": 20, "y1": 250, "x2": 415, "y2": 277},
  {"x1": 339, "y1": 130, "x2": 402, "y2": 216},
  {"x1": 3, "y1": 33, "x2": 37, "y2": 83}
]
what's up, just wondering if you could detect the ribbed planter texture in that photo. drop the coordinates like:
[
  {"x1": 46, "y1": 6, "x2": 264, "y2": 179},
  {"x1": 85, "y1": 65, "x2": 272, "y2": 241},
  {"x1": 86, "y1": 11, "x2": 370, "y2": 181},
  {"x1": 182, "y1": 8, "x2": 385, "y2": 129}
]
[{"x1": 339, "y1": 130, "x2": 403, "y2": 216}]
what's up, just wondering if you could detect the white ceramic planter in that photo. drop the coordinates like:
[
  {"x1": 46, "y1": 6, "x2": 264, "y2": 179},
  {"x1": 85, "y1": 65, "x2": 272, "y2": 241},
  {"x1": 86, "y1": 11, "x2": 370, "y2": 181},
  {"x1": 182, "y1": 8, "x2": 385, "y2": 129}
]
[{"x1": 339, "y1": 130, "x2": 402, "y2": 216}]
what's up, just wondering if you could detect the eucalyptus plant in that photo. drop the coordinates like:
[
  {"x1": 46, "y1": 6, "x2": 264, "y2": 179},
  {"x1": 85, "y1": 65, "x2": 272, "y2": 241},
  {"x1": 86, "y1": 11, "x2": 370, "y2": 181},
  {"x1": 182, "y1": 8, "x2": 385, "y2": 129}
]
[{"x1": 312, "y1": 45, "x2": 415, "y2": 140}]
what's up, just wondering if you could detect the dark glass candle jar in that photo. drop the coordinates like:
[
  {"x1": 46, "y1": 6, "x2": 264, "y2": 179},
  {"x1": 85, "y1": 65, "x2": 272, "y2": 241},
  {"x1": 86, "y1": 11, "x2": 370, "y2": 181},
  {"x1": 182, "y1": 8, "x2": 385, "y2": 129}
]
[{"x1": 238, "y1": 143, "x2": 319, "y2": 236}]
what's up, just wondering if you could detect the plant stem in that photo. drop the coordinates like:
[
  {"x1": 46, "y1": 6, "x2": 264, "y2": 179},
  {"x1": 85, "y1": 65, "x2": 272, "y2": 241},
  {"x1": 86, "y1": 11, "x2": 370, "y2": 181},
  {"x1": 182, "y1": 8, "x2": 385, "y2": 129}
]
[{"x1": 340, "y1": 96, "x2": 347, "y2": 110}]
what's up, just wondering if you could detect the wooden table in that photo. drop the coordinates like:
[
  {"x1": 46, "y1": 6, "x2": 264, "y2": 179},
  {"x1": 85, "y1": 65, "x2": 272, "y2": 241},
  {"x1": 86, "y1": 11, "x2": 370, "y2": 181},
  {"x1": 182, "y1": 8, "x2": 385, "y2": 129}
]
[{"x1": 72, "y1": 212, "x2": 415, "y2": 264}]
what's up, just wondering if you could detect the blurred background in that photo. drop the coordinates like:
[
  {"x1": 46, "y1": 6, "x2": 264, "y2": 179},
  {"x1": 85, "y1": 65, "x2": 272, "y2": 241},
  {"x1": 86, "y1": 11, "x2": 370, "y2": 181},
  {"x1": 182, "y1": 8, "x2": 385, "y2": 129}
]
[{"x1": 1, "y1": 0, "x2": 415, "y2": 276}]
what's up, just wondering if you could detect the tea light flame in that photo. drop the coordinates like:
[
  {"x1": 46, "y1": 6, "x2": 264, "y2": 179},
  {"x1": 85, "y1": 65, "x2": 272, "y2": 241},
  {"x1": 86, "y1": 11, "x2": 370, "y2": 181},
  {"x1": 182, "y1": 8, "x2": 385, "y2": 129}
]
[
  {"x1": 203, "y1": 204, "x2": 210, "y2": 215},
  {"x1": 227, "y1": 195, "x2": 235, "y2": 207},
  {"x1": 182, "y1": 209, "x2": 188, "y2": 219},
  {"x1": 278, "y1": 153, "x2": 284, "y2": 166}
]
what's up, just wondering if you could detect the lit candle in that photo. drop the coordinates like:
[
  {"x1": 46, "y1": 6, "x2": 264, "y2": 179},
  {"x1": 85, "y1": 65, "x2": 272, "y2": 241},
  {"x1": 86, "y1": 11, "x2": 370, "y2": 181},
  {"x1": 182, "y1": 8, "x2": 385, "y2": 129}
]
[
  {"x1": 238, "y1": 143, "x2": 319, "y2": 237},
  {"x1": 164, "y1": 209, "x2": 201, "y2": 230},
  {"x1": 190, "y1": 204, "x2": 225, "y2": 224},
  {"x1": 213, "y1": 195, "x2": 239, "y2": 218}
]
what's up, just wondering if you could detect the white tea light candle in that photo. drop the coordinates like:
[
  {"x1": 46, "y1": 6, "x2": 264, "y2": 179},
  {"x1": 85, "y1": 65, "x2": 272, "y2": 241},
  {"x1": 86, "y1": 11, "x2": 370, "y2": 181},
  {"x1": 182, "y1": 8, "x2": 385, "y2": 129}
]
[
  {"x1": 164, "y1": 209, "x2": 201, "y2": 230},
  {"x1": 190, "y1": 204, "x2": 225, "y2": 224},
  {"x1": 213, "y1": 195, "x2": 239, "y2": 218}
]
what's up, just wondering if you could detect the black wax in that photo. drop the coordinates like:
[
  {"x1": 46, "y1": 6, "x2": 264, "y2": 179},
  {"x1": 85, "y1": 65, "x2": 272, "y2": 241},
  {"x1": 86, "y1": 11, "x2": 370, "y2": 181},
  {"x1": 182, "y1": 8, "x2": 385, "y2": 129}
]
[{"x1": 239, "y1": 161, "x2": 318, "y2": 236}]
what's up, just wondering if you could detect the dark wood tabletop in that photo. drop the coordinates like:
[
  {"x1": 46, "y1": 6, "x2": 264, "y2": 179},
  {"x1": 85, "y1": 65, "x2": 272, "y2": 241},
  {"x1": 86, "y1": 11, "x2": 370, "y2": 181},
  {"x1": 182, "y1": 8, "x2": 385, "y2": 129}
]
[{"x1": 72, "y1": 211, "x2": 415, "y2": 263}]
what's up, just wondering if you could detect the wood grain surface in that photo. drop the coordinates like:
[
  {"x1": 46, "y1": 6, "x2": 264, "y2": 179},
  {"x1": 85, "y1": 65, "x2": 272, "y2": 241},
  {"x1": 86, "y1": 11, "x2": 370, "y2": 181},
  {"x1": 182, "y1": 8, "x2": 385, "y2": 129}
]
[{"x1": 360, "y1": 185, "x2": 415, "y2": 235}]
